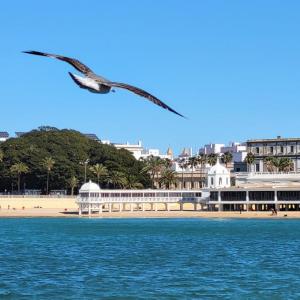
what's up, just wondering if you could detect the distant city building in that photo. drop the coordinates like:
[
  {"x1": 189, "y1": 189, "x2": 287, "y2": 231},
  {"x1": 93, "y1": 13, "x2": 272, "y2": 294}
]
[
  {"x1": 84, "y1": 133, "x2": 100, "y2": 141},
  {"x1": 199, "y1": 143, "x2": 224, "y2": 155},
  {"x1": 198, "y1": 142, "x2": 247, "y2": 163},
  {"x1": 247, "y1": 136, "x2": 300, "y2": 172},
  {"x1": 0, "y1": 131, "x2": 9, "y2": 142},
  {"x1": 113, "y1": 141, "x2": 144, "y2": 159},
  {"x1": 15, "y1": 132, "x2": 27, "y2": 137},
  {"x1": 178, "y1": 147, "x2": 193, "y2": 159}
]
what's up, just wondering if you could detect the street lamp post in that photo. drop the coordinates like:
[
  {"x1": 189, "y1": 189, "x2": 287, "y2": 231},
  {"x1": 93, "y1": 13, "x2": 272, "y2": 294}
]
[{"x1": 84, "y1": 159, "x2": 89, "y2": 183}]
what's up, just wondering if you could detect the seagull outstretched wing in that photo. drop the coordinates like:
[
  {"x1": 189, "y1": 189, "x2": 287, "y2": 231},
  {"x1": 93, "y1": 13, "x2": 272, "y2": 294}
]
[
  {"x1": 107, "y1": 82, "x2": 185, "y2": 118},
  {"x1": 23, "y1": 50, "x2": 94, "y2": 75}
]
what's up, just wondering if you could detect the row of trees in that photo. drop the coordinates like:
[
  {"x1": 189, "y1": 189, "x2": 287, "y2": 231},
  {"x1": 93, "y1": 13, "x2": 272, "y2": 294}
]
[
  {"x1": 141, "y1": 152, "x2": 234, "y2": 189},
  {"x1": 244, "y1": 152, "x2": 294, "y2": 172},
  {"x1": 0, "y1": 127, "x2": 151, "y2": 194},
  {"x1": 141, "y1": 156, "x2": 177, "y2": 189},
  {"x1": 178, "y1": 152, "x2": 233, "y2": 188}
]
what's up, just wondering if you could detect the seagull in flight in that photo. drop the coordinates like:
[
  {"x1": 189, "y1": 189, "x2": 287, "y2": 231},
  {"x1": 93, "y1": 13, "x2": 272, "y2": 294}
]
[{"x1": 23, "y1": 50, "x2": 185, "y2": 118}]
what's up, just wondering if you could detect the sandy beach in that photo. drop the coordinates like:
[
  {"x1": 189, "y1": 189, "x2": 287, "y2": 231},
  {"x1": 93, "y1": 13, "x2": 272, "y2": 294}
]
[{"x1": 0, "y1": 197, "x2": 299, "y2": 218}]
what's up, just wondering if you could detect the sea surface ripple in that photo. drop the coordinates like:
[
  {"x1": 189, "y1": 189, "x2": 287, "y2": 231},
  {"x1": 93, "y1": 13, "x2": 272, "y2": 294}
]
[{"x1": 0, "y1": 218, "x2": 300, "y2": 299}]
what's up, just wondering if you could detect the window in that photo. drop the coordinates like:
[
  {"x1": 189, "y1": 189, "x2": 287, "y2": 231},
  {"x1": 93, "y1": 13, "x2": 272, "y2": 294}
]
[
  {"x1": 121, "y1": 193, "x2": 130, "y2": 197},
  {"x1": 111, "y1": 193, "x2": 120, "y2": 197},
  {"x1": 219, "y1": 177, "x2": 222, "y2": 185},
  {"x1": 132, "y1": 193, "x2": 143, "y2": 197},
  {"x1": 291, "y1": 146, "x2": 294, "y2": 153},
  {"x1": 280, "y1": 146, "x2": 284, "y2": 153},
  {"x1": 80, "y1": 192, "x2": 89, "y2": 198},
  {"x1": 182, "y1": 192, "x2": 195, "y2": 197},
  {"x1": 211, "y1": 177, "x2": 214, "y2": 185},
  {"x1": 270, "y1": 146, "x2": 273, "y2": 153},
  {"x1": 156, "y1": 192, "x2": 168, "y2": 197},
  {"x1": 256, "y1": 164, "x2": 260, "y2": 172},
  {"x1": 256, "y1": 147, "x2": 259, "y2": 154},
  {"x1": 144, "y1": 192, "x2": 155, "y2": 197}
]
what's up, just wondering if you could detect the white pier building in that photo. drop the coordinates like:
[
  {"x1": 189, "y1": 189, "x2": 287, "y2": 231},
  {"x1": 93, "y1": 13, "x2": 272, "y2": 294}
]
[{"x1": 76, "y1": 181, "x2": 207, "y2": 215}]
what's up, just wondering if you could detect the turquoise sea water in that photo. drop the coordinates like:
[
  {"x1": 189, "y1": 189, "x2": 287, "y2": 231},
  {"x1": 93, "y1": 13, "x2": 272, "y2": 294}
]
[{"x1": 1, "y1": 218, "x2": 300, "y2": 299}]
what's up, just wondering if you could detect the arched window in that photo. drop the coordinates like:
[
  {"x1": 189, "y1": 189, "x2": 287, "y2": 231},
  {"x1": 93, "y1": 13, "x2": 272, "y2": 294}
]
[
  {"x1": 219, "y1": 177, "x2": 222, "y2": 185},
  {"x1": 211, "y1": 177, "x2": 214, "y2": 185}
]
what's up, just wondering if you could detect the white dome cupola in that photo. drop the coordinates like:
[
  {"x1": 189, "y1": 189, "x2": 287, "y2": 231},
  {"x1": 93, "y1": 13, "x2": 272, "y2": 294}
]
[
  {"x1": 79, "y1": 180, "x2": 101, "y2": 197},
  {"x1": 207, "y1": 157, "x2": 230, "y2": 189}
]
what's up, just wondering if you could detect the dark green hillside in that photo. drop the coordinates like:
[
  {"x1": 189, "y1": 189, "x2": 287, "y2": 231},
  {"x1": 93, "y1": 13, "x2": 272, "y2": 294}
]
[{"x1": 0, "y1": 127, "x2": 150, "y2": 194}]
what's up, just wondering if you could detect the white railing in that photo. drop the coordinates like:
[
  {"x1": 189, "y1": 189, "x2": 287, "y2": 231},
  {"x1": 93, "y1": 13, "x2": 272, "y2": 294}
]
[
  {"x1": 76, "y1": 196, "x2": 205, "y2": 204},
  {"x1": 0, "y1": 195, "x2": 76, "y2": 199},
  {"x1": 236, "y1": 171, "x2": 300, "y2": 176}
]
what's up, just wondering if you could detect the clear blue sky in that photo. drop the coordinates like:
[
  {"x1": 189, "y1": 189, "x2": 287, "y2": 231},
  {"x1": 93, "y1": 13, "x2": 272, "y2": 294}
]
[{"x1": 1, "y1": 1, "x2": 300, "y2": 154}]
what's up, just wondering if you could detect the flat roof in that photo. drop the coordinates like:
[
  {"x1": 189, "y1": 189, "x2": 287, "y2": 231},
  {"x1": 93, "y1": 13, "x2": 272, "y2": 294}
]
[
  {"x1": 247, "y1": 138, "x2": 300, "y2": 143},
  {"x1": 209, "y1": 187, "x2": 300, "y2": 191}
]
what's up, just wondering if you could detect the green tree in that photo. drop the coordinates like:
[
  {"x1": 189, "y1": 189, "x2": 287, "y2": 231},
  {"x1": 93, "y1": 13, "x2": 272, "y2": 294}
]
[
  {"x1": 159, "y1": 169, "x2": 177, "y2": 189},
  {"x1": 222, "y1": 152, "x2": 233, "y2": 168},
  {"x1": 42, "y1": 156, "x2": 55, "y2": 194},
  {"x1": 68, "y1": 176, "x2": 79, "y2": 196},
  {"x1": 244, "y1": 152, "x2": 255, "y2": 172},
  {"x1": 188, "y1": 156, "x2": 198, "y2": 189},
  {"x1": 0, "y1": 128, "x2": 151, "y2": 192},
  {"x1": 198, "y1": 154, "x2": 207, "y2": 188},
  {"x1": 142, "y1": 156, "x2": 165, "y2": 188},
  {"x1": 10, "y1": 162, "x2": 29, "y2": 193},
  {"x1": 0, "y1": 150, "x2": 3, "y2": 163},
  {"x1": 107, "y1": 171, "x2": 127, "y2": 189},
  {"x1": 124, "y1": 174, "x2": 144, "y2": 189},
  {"x1": 278, "y1": 157, "x2": 294, "y2": 172},
  {"x1": 264, "y1": 157, "x2": 293, "y2": 173},
  {"x1": 178, "y1": 158, "x2": 186, "y2": 189},
  {"x1": 207, "y1": 153, "x2": 217, "y2": 166},
  {"x1": 264, "y1": 156, "x2": 276, "y2": 172},
  {"x1": 89, "y1": 163, "x2": 108, "y2": 186}
]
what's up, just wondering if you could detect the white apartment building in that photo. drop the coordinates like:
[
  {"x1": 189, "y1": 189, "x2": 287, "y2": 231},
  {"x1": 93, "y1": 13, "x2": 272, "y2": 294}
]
[
  {"x1": 0, "y1": 132, "x2": 9, "y2": 142},
  {"x1": 198, "y1": 142, "x2": 247, "y2": 163}
]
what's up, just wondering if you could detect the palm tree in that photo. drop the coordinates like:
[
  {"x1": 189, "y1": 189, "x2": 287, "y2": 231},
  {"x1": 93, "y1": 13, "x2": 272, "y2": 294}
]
[
  {"x1": 278, "y1": 157, "x2": 294, "y2": 172},
  {"x1": 89, "y1": 163, "x2": 108, "y2": 186},
  {"x1": 10, "y1": 162, "x2": 29, "y2": 193},
  {"x1": 42, "y1": 156, "x2": 55, "y2": 194},
  {"x1": 264, "y1": 156, "x2": 276, "y2": 172},
  {"x1": 207, "y1": 153, "x2": 217, "y2": 166},
  {"x1": 69, "y1": 176, "x2": 79, "y2": 195},
  {"x1": 107, "y1": 171, "x2": 127, "y2": 189},
  {"x1": 188, "y1": 156, "x2": 198, "y2": 189},
  {"x1": 244, "y1": 152, "x2": 255, "y2": 172},
  {"x1": 264, "y1": 157, "x2": 294, "y2": 173},
  {"x1": 124, "y1": 174, "x2": 143, "y2": 189},
  {"x1": 142, "y1": 156, "x2": 165, "y2": 188},
  {"x1": 197, "y1": 154, "x2": 207, "y2": 188},
  {"x1": 159, "y1": 169, "x2": 177, "y2": 189},
  {"x1": 178, "y1": 159, "x2": 186, "y2": 189},
  {"x1": 222, "y1": 152, "x2": 233, "y2": 168}
]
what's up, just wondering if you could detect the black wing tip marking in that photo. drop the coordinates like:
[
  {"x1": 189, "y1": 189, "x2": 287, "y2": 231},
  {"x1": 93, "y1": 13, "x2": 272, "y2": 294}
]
[{"x1": 22, "y1": 50, "x2": 48, "y2": 56}]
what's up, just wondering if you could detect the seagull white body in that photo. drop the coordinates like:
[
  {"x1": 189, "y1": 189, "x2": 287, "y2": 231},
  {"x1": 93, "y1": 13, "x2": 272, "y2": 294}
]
[
  {"x1": 23, "y1": 50, "x2": 185, "y2": 118},
  {"x1": 69, "y1": 73, "x2": 111, "y2": 94}
]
